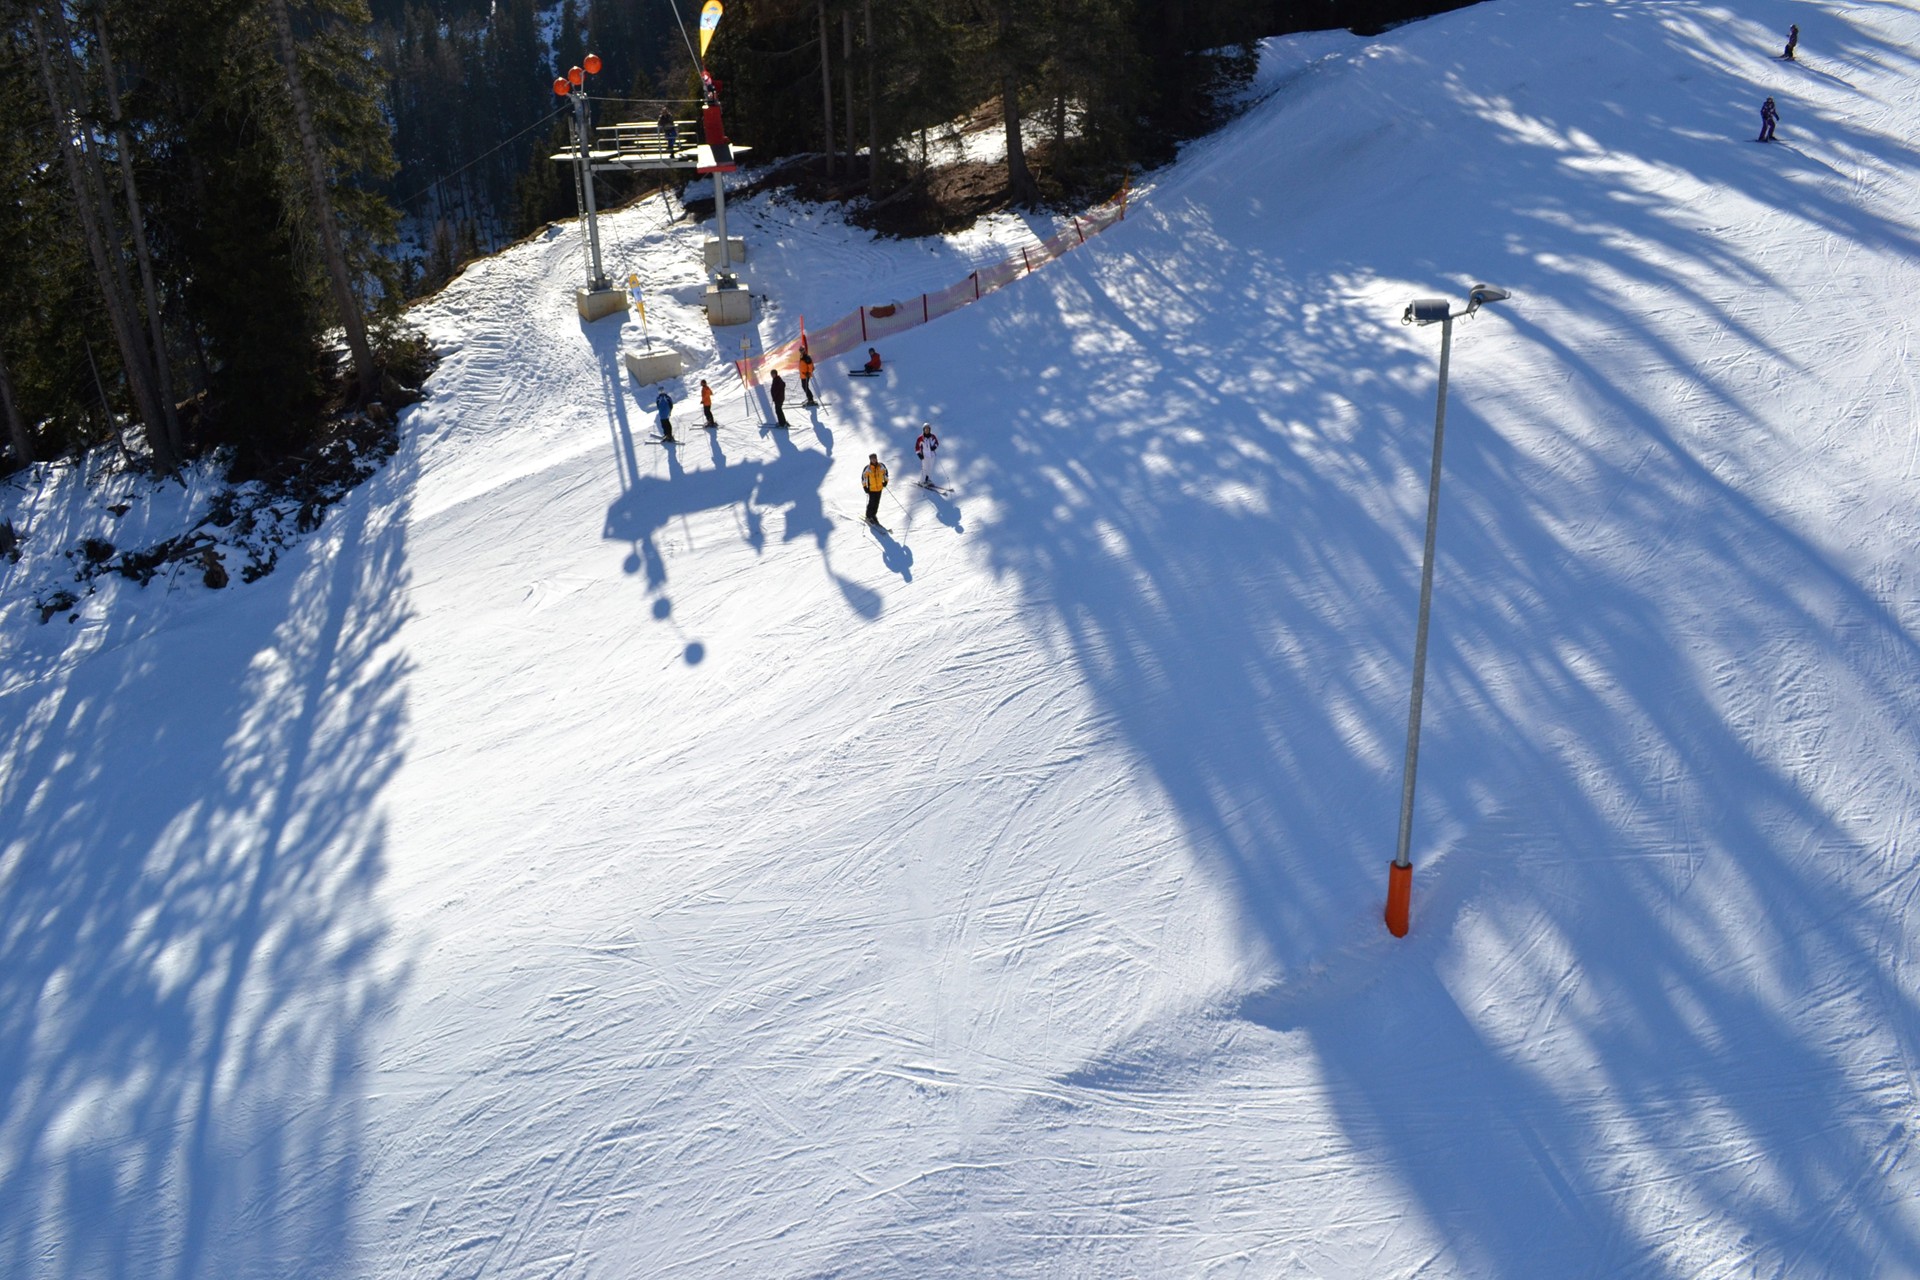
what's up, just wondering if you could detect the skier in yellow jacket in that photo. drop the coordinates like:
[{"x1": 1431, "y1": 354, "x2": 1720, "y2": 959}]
[{"x1": 861, "y1": 454, "x2": 889, "y2": 524}]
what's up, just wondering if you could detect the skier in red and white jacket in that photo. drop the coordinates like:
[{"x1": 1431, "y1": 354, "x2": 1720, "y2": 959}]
[{"x1": 914, "y1": 423, "x2": 940, "y2": 486}]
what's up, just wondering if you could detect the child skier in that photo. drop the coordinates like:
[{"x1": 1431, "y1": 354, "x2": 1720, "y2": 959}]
[
  {"x1": 798, "y1": 349, "x2": 817, "y2": 406},
  {"x1": 1758, "y1": 96, "x2": 1779, "y2": 142},
  {"x1": 701, "y1": 379, "x2": 715, "y2": 427},
  {"x1": 865, "y1": 347, "x2": 882, "y2": 374},
  {"x1": 914, "y1": 423, "x2": 940, "y2": 487},
  {"x1": 655, "y1": 389, "x2": 675, "y2": 442},
  {"x1": 861, "y1": 453, "x2": 889, "y2": 524}
]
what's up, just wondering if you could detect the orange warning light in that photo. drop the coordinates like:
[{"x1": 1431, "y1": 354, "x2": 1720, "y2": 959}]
[
  {"x1": 553, "y1": 77, "x2": 570, "y2": 96},
  {"x1": 583, "y1": 53, "x2": 602, "y2": 75},
  {"x1": 568, "y1": 66, "x2": 584, "y2": 86}
]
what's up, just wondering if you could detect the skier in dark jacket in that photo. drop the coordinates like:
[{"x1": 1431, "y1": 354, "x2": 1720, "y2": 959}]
[
  {"x1": 1782, "y1": 24, "x2": 1799, "y2": 60},
  {"x1": 657, "y1": 107, "x2": 679, "y2": 157},
  {"x1": 769, "y1": 369, "x2": 789, "y2": 426},
  {"x1": 1758, "y1": 96, "x2": 1779, "y2": 142},
  {"x1": 655, "y1": 389, "x2": 675, "y2": 442}
]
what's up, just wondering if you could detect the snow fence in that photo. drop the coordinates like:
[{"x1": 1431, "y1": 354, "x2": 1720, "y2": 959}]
[{"x1": 736, "y1": 181, "x2": 1130, "y2": 385}]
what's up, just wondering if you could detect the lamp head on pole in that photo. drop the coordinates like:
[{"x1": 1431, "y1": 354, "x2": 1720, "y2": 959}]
[
  {"x1": 1465, "y1": 283, "x2": 1511, "y2": 313},
  {"x1": 1404, "y1": 297, "x2": 1451, "y2": 326}
]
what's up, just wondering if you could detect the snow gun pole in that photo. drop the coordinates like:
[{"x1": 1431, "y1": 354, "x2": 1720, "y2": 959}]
[
  {"x1": 1387, "y1": 284, "x2": 1510, "y2": 939},
  {"x1": 1387, "y1": 310, "x2": 1449, "y2": 939}
]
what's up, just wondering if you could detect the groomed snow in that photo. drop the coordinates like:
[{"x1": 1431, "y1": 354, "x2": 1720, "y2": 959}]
[{"x1": 6, "y1": 1, "x2": 1920, "y2": 1275}]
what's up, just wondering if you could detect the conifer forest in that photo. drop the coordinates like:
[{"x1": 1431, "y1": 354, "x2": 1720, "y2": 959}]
[{"x1": 0, "y1": 0, "x2": 1471, "y2": 476}]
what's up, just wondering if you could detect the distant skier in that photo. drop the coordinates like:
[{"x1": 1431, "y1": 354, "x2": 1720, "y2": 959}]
[
  {"x1": 861, "y1": 453, "x2": 889, "y2": 523},
  {"x1": 1782, "y1": 24, "x2": 1799, "y2": 60},
  {"x1": 770, "y1": 368, "x2": 790, "y2": 426},
  {"x1": 864, "y1": 347, "x2": 882, "y2": 374},
  {"x1": 1758, "y1": 96, "x2": 1779, "y2": 142},
  {"x1": 655, "y1": 389, "x2": 675, "y2": 442},
  {"x1": 914, "y1": 423, "x2": 940, "y2": 487},
  {"x1": 657, "y1": 106, "x2": 679, "y2": 158},
  {"x1": 701, "y1": 378, "x2": 716, "y2": 427},
  {"x1": 798, "y1": 348, "x2": 817, "y2": 406}
]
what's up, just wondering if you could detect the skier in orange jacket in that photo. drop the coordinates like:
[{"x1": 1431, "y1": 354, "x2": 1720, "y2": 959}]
[{"x1": 798, "y1": 349, "x2": 817, "y2": 406}]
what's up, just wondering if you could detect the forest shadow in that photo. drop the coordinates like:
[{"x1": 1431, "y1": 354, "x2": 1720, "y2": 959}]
[
  {"x1": 906, "y1": 1, "x2": 1920, "y2": 1271},
  {"x1": 0, "y1": 449, "x2": 416, "y2": 1279}
]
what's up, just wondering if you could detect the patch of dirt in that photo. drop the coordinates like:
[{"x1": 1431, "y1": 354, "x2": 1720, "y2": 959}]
[{"x1": 856, "y1": 161, "x2": 1013, "y2": 237}]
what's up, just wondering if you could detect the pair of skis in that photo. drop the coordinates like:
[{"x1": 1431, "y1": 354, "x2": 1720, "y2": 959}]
[{"x1": 645, "y1": 422, "x2": 720, "y2": 444}]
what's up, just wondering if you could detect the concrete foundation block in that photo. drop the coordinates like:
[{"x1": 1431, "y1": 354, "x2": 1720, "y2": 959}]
[
  {"x1": 702, "y1": 236, "x2": 747, "y2": 270},
  {"x1": 623, "y1": 348, "x2": 685, "y2": 385},
  {"x1": 705, "y1": 281, "x2": 753, "y2": 327},
  {"x1": 575, "y1": 286, "x2": 628, "y2": 322}
]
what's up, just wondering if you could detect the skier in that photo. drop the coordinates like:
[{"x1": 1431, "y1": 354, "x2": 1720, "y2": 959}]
[
  {"x1": 657, "y1": 106, "x2": 679, "y2": 158},
  {"x1": 1758, "y1": 96, "x2": 1779, "y2": 142},
  {"x1": 701, "y1": 378, "x2": 716, "y2": 427},
  {"x1": 1782, "y1": 24, "x2": 1799, "y2": 60},
  {"x1": 798, "y1": 348, "x2": 817, "y2": 406},
  {"x1": 655, "y1": 389, "x2": 675, "y2": 442},
  {"x1": 914, "y1": 423, "x2": 940, "y2": 487},
  {"x1": 861, "y1": 453, "x2": 889, "y2": 524},
  {"x1": 865, "y1": 347, "x2": 883, "y2": 374},
  {"x1": 770, "y1": 369, "x2": 790, "y2": 427}
]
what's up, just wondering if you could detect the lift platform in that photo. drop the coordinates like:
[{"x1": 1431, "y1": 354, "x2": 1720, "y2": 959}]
[{"x1": 549, "y1": 121, "x2": 751, "y2": 175}]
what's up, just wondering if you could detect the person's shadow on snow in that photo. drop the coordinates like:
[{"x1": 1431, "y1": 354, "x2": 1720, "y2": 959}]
[
  {"x1": 870, "y1": 525, "x2": 912, "y2": 581},
  {"x1": 807, "y1": 404, "x2": 833, "y2": 456},
  {"x1": 926, "y1": 488, "x2": 963, "y2": 535}
]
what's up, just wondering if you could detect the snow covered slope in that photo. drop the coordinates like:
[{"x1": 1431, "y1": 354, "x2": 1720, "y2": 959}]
[{"x1": 6, "y1": 1, "x2": 1920, "y2": 1275}]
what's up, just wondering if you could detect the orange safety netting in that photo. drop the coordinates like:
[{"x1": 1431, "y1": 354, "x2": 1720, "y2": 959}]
[{"x1": 736, "y1": 179, "x2": 1130, "y2": 385}]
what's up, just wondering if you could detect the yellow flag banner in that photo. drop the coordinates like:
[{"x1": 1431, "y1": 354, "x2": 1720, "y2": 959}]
[{"x1": 698, "y1": 1, "x2": 723, "y2": 59}]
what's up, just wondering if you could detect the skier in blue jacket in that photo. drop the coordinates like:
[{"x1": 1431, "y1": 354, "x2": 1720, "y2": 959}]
[{"x1": 655, "y1": 390, "x2": 675, "y2": 442}]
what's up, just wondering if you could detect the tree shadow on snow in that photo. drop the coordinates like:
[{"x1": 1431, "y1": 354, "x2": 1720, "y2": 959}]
[
  {"x1": 0, "y1": 448, "x2": 416, "y2": 1279},
  {"x1": 865, "y1": 2, "x2": 1920, "y2": 1271}
]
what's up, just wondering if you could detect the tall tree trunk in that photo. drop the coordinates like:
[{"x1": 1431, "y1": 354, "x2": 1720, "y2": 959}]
[
  {"x1": 841, "y1": 11, "x2": 854, "y2": 179},
  {"x1": 864, "y1": 0, "x2": 876, "y2": 185},
  {"x1": 269, "y1": 0, "x2": 380, "y2": 402},
  {"x1": 818, "y1": 1, "x2": 834, "y2": 176},
  {"x1": 96, "y1": 13, "x2": 183, "y2": 462},
  {"x1": 27, "y1": 4, "x2": 177, "y2": 472},
  {"x1": 0, "y1": 345, "x2": 30, "y2": 466},
  {"x1": 989, "y1": 0, "x2": 1037, "y2": 205}
]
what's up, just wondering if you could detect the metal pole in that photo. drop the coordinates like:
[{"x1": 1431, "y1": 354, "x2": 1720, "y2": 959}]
[
  {"x1": 1393, "y1": 311, "x2": 1453, "y2": 873},
  {"x1": 711, "y1": 169, "x2": 730, "y2": 282},
  {"x1": 575, "y1": 92, "x2": 608, "y2": 290}
]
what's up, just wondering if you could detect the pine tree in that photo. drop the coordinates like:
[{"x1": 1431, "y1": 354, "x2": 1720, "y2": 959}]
[
  {"x1": 24, "y1": 0, "x2": 179, "y2": 471},
  {"x1": 269, "y1": 0, "x2": 381, "y2": 400}
]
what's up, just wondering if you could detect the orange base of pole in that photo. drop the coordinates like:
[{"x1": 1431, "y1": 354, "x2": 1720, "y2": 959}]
[{"x1": 1385, "y1": 861, "x2": 1412, "y2": 937}]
